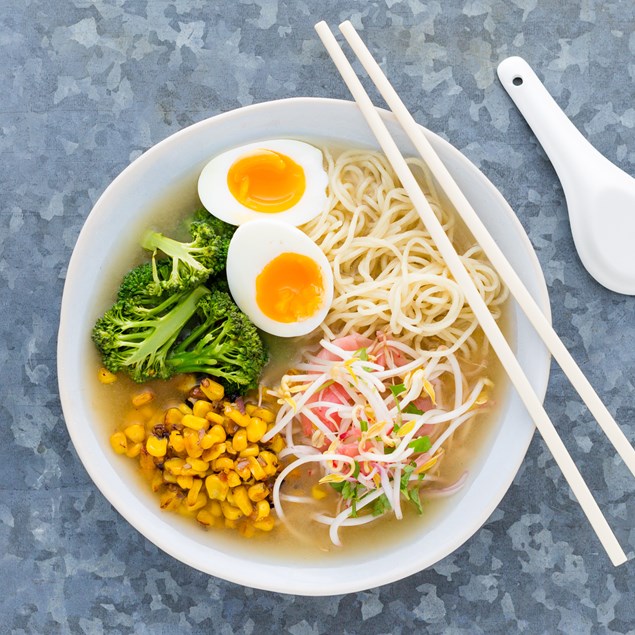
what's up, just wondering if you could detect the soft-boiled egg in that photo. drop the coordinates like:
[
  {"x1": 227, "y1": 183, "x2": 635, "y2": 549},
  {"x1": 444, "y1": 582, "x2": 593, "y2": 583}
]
[
  {"x1": 198, "y1": 139, "x2": 328, "y2": 227},
  {"x1": 226, "y1": 219, "x2": 333, "y2": 337}
]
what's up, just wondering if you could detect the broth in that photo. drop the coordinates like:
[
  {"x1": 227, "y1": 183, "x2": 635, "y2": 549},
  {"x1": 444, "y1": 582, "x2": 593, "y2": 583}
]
[
  {"x1": 91, "y1": 345, "x2": 507, "y2": 563},
  {"x1": 90, "y1": 141, "x2": 512, "y2": 561}
]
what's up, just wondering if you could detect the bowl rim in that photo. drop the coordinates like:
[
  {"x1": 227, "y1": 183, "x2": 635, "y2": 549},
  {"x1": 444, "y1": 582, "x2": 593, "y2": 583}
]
[{"x1": 58, "y1": 96, "x2": 551, "y2": 595}]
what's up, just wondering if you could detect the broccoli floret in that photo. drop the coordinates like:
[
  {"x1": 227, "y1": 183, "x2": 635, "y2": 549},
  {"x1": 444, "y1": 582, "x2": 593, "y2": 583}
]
[
  {"x1": 141, "y1": 217, "x2": 235, "y2": 294},
  {"x1": 192, "y1": 208, "x2": 237, "y2": 241},
  {"x1": 117, "y1": 261, "x2": 177, "y2": 302},
  {"x1": 119, "y1": 262, "x2": 230, "y2": 303},
  {"x1": 166, "y1": 290, "x2": 267, "y2": 393},
  {"x1": 207, "y1": 274, "x2": 230, "y2": 295},
  {"x1": 92, "y1": 285, "x2": 210, "y2": 382},
  {"x1": 92, "y1": 211, "x2": 248, "y2": 386}
]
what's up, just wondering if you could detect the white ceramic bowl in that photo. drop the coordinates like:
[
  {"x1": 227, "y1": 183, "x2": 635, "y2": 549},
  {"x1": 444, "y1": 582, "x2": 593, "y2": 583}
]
[{"x1": 58, "y1": 98, "x2": 550, "y2": 595}]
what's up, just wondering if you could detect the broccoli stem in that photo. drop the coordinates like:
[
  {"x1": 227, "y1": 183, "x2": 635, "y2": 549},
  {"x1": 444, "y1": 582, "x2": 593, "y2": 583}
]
[
  {"x1": 167, "y1": 324, "x2": 241, "y2": 379},
  {"x1": 141, "y1": 230, "x2": 207, "y2": 272},
  {"x1": 125, "y1": 285, "x2": 209, "y2": 365},
  {"x1": 171, "y1": 318, "x2": 215, "y2": 354},
  {"x1": 167, "y1": 353, "x2": 244, "y2": 385}
]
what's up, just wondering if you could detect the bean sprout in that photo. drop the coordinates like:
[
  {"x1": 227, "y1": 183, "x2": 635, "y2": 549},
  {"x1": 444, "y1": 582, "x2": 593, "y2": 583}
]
[{"x1": 269, "y1": 333, "x2": 491, "y2": 546}]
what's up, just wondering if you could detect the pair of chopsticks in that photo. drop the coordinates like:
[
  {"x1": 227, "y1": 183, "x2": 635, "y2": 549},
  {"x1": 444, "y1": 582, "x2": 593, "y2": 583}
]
[{"x1": 315, "y1": 20, "x2": 634, "y2": 566}]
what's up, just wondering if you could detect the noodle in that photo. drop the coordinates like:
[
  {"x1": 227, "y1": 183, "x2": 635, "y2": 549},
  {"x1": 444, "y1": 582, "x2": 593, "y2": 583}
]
[
  {"x1": 268, "y1": 147, "x2": 509, "y2": 547},
  {"x1": 302, "y1": 149, "x2": 508, "y2": 362}
]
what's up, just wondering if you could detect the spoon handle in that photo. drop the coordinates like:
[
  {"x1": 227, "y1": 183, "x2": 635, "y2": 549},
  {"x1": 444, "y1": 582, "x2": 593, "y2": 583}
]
[{"x1": 497, "y1": 56, "x2": 605, "y2": 193}]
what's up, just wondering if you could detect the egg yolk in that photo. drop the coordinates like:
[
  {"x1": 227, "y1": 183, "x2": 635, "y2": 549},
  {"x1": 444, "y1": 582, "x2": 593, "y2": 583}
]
[
  {"x1": 256, "y1": 252, "x2": 324, "y2": 323},
  {"x1": 227, "y1": 149, "x2": 306, "y2": 213}
]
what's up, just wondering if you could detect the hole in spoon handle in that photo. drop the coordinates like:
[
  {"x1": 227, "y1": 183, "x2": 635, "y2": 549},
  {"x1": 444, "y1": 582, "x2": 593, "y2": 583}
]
[{"x1": 497, "y1": 56, "x2": 599, "y2": 191}]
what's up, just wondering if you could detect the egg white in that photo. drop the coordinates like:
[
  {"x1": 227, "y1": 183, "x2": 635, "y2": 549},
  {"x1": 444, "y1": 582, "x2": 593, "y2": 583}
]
[
  {"x1": 226, "y1": 219, "x2": 334, "y2": 338},
  {"x1": 198, "y1": 139, "x2": 328, "y2": 227}
]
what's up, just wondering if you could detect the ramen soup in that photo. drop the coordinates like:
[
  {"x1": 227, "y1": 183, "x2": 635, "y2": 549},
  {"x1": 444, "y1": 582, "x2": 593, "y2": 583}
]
[{"x1": 92, "y1": 142, "x2": 509, "y2": 555}]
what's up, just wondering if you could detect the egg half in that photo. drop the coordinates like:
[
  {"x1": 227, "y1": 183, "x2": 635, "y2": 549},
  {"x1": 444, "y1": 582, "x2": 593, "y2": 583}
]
[
  {"x1": 198, "y1": 139, "x2": 328, "y2": 227},
  {"x1": 226, "y1": 219, "x2": 334, "y2": 337}
]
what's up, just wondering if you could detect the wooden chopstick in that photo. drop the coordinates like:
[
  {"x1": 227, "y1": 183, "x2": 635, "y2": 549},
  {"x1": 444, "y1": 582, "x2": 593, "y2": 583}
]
[
  {"x1": 314, "y1": 20, "x2": 628, "y2": 566},
  {"x1": 338, "y1": 19, "x2": 635, "y2": 482}
]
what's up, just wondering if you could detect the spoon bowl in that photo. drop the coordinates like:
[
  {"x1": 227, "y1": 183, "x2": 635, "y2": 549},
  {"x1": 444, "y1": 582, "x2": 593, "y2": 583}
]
[{"x1": 498, "y1": 56, "x2": 635, "y2": 295}]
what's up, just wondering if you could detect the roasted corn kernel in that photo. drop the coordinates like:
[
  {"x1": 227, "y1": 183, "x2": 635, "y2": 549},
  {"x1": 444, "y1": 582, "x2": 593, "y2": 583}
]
[
  {"x1": 232, "y1": 428, "x2": 248, "y2": 452},
  {"x1": 213, "y1": 456, "x2": 234, "y2": 472},
  {"x1": 206, "y1": 412, "x2": 225, "y2": 426},
  {"x1": 159, "y1": 488, "x2": 183, "y2": 511},
  {"x1": 151, "y1": 470, "x2": 164, "y2": 492},
  {"x1": 187, "y1": 478, "x2": 203, "y2": 505},
  {"x1": 164, "y1": 457, "x2": 185, "y2": 474},
  {"x1": 132, "y1": 390, "x2": 155, "y2": 408},
  {"x1": 124, "y1": 424, "x2": 145, "y2": 444},
  {"x1": 268, "y1": 435, "x2": 285, "y2": 454},
  {"x1": 311, "y1": 484, "x2": 327, "y2": 500},
  {"x1": 178, "y1": 403, "x2": 193, "y2": 415},
  {"x1": 125, "y1": 442, "x2": 143, "y2": 459},
  {"x1": 175, "y1": 374, "x2": 197, "y2": 394},
  {"x1": 110, "y1": 431, "x2": 128, "y2": 454},
  {"x1": 209, "y1": 500, "x2": 223, "y2": 517},
  {"x1": 187, "y1": 458, "x2": 209, "y2": 473},
  {"x1": 234, "y1": 459, "x2": 251, "y2": 481},
  {"x1": 193, "y1": 400, "x2": 214, "y2": 418},
  {"x1": 259, "y1": 451, "x2": 278, "y2": 467},
  {"x1": 226, "y1": 471, "x2": 241, "y2": 488},
  {"x1": 254, "y1": 500, "x2": 270, "y2": 521},
  {"x1": 169, "y1": 431, "x2": 185, "y2": 453},
  {"x1": 247, "y1": 456, "x2": 266, "y2": 481},
  {"x1": 258, "y1": 455, "x2": 278, "y2": 477},
  {"x1": 200, "y1": 378, "x2": 224, "y2": 401},
  {"x1": 196, "y1": 509, "x2": 215, "y2": 527},
  {"x1": 98, "y1": 367, "x2": 117, "y2": 384},
  {"x1": 239, "y1": 444, "x2": 260, "y2": 458},
  {"x1": 252, "y1": 407, "x2": 275, "y2": 423},
  {"x1": 200, "y1": 433, "x2": 215, "y2": 450},
  {"x1": 232, "y1": 486, "x2": 253, "y2": 517},
  {"x1": 177, "y1": 475, "x2": 194, "y2": 490},
  {"x1": 139, "y1": 450, "x2": 155, "y2": 471},
  {"x1": 225, "y1": 407, "x2": 251, "y2": 428},
  {"x1": 246, "y1": 417, "x2": 267, "y2": 443},
  {"x1": 247, "y1": 483, "x2": 269, "y2": 502},
  {"x1": 181, "y1": 414, "x2": 209, "y2": 431},
  {"x1": 183, "y1": 434, "x2": 203, "y2": 458},
  {"x1": 207, "y1": 424, "x2": 226, "y2": 445},
  {"x1": 205, "y1": 474, "x2": 229, "y2": 501},
  {"x1": 184, "y1": 491, "x2": 207, "y2": 512},
  {"x1": 253, "y1": 516, "x2": 275, "y2": 532},
  {"x1": 138, "y1": 406, "x2": 155, "y2": 422},
  {"x1": 221, "y1": 501, "x2": 243, "y2": 521},
  {"x1": 146, "y1": 436, "x2": 168, "y2": 457},
  {"x1": 238, "y1": 521, "x2": 256, "y2": 538},
  {"x1": 164, "y1": 408, "x2": 183, "y2": 426},
  {"x1": 202, "y1": 442, "x2": 226, "y2": 462},
  {"x1": 182, "y1": 427, "x2": 197, "y2": 439}
]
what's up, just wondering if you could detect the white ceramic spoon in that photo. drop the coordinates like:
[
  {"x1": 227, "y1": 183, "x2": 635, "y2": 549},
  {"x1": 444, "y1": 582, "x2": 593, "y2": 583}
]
[{"x1": 498, "y1": 56, "x2": 635, "y2": 295}]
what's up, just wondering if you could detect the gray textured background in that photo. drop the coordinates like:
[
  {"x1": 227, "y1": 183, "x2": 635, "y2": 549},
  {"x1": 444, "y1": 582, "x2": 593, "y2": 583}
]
[{"x1": 1, "y1": 0, "x2": 634, "y2": 633}]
